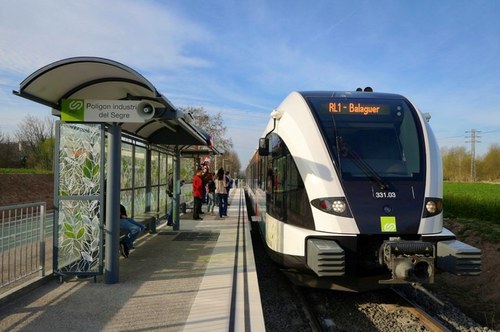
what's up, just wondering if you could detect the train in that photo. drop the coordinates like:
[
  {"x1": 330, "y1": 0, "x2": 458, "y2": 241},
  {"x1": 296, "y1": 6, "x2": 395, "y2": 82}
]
[{"x1": 245, "y1": 89, "x2": 481, "y2": 291}]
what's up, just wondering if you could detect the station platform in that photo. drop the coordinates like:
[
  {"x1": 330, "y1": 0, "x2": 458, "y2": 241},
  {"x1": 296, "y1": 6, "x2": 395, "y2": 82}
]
[{"x1": 0, "y1": 188, "x2": 265, "y2": 331}]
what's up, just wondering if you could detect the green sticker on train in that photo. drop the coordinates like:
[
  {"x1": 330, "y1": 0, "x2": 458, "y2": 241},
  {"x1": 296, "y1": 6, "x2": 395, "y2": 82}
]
[{"x1": 380, "y1": 216, "x2": 397, "y2": 232}]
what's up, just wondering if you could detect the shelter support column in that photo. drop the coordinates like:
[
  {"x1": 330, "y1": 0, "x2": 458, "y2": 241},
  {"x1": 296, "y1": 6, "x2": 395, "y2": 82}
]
[
  {"x1": 105, "y1": 123, "x2": 121, "y2": 284},
  {"x1": 173, "y1": 146, "x2": 181, "y2": 231},
  {"x1": 145, "y1": 148, "x2": 152, "y2": 213}
]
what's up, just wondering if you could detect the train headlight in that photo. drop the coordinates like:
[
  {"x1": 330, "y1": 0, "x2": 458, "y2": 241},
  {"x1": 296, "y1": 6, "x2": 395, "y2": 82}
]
[
  {"x1": 332, "y1": 200, "x2": 346, "y2": 214},
  {"x1": 426, "y1": 201, "x2": 437, "y2": 214},
  {"x1": 311, "y1": 197, "x2": 352, "y2": 217},
  {"x1": 422, "y1": 198, "x2": 443, "y2": 218}
]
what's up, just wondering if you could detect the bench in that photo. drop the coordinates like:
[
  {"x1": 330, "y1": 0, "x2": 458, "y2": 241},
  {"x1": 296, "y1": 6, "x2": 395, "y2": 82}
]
[
  {"x1": 134, "y1": 211, "x2": 161, "y2": 233},
  {"x1": 119, "y1": 211, "x2": 162, "y2": 240},
  {"x1": 180, "y1": 200, "x2": 194, "y2": 214}
]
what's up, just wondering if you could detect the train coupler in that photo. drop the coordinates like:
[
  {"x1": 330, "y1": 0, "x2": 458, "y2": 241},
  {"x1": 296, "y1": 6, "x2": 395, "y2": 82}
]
[{"x1": 378, "y1": 240, "x2": 435, "y2": 284}]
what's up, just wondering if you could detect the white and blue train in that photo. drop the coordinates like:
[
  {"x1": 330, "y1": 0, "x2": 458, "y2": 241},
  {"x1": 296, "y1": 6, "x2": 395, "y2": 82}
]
[{"x1": 246, "y1": 89, "x2": 481, "y2": 291}]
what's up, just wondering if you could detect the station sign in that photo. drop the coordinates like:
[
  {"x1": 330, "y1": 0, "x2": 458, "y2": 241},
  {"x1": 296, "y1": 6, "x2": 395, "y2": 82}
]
[{"x1": 61, "y1": 99, "x2": 155, "y2": 123}]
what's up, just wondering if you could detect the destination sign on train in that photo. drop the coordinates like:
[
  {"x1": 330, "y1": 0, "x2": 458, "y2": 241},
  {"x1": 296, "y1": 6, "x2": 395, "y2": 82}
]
[{"x1": 328, "y1": 102, "x2": 391, "y2": 116}]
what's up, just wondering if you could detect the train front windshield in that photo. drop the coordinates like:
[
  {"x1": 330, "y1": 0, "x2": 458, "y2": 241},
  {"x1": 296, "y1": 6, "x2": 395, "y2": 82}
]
[{"x1": 307, "y1": 96, "x2": 424, "y2": 181}]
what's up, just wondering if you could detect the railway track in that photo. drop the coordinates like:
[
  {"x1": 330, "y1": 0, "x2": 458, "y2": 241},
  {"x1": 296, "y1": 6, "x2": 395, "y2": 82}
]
[
  {"x1": 391, "y1": 286, "x2": 449, "y2": 332},
  {"x1": 297, "y1": 285, "x2": 435, "y2": 332},
  {"x1": 293, "y1": 283, "x2": 493, "y2": 332}
]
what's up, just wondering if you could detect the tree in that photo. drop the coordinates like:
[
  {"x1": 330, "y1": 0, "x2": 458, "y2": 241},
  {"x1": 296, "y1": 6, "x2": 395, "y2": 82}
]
[
  {"x1": 441, "y1": 146, "x2": 470, "y2": 182},
  {"x1": 0, "y1": 130, "x2": 20, "y2": 168},
  {"x1": 180, "y1": 106, "x2": 233, "y2": 153},
  {"x1": 441, "y1": 145, "x2": 500, "y2": 182},
  {"x1": 0, "y1": 130, "x2": 6, "y2": 143},
  {"x1": 213, "y1": 150, "x2": 241, "y2": 175},
  {"x1": 15, "y1": 115, "x2": 55, "y2": 169},
  {"x1": 477, "y1": 144, "x2": 500, "y2": 182}
]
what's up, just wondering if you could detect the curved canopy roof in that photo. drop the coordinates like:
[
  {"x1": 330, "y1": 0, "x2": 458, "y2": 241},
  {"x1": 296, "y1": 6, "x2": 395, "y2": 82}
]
[{"x1": 13, "y1": 57, "x2": 211, "y2": 147}]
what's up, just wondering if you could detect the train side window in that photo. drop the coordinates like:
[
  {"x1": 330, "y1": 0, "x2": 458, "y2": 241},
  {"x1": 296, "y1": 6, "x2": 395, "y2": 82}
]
[
  {"x1": 259, "y1": 138, "x2": 269, "y2": 156},
  {"x1": 273, "y1": 156, "x2": 287, "y2": 221},
  {"x1": 398, "y1": 111, "x2": 421, "y2": 175},
  {"x1": 261, "y1": 132, "x2": 314, "y2": 228}
]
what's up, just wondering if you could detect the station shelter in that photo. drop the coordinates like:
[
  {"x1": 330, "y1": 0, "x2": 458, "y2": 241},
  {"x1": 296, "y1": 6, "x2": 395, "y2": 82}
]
[{"x1": 13, "y1": 57, "x2": 217, "y2": 283}]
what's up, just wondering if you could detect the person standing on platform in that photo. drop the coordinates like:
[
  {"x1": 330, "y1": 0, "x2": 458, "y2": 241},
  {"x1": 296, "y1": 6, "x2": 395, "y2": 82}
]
[
  {"x1": 166, "y1": 172, "x2": 174, "y2": 226},
  {"x1": 206, "y1": 172, "x2": 216, "y2": 215},
  {"x1": 215, "y1": 168, "x2": 227, "y2": 218},
  {"x1": 197, "y1": 168, "x2": 207, "y2": 217},
  {"x1": 192, "y1": 168, "x2": 204, "y2": 220},
  {"x1": 167, "y1": 175, "x2": 184, "y2": 226},
  {"x1": 225, "y1": 171, "x2": 232, "y2": 209}
]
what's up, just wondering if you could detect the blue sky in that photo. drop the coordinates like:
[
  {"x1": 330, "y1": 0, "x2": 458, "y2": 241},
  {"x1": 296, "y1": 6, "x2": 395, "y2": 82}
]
[{"x1": 0, "y1": 0, "x2": 499, "y2": 165}]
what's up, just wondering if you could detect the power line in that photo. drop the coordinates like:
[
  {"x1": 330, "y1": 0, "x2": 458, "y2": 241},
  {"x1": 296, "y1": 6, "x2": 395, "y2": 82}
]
[
  {"x1": 481, "y1": 129, "x2": 500, "y2": 135},
  {"x1": 438, "y1": 129, "x2": 500, "y2": 140}
]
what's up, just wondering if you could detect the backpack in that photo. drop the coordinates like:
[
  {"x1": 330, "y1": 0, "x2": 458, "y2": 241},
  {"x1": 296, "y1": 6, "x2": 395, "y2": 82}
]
[{"x1": 208, "y1": 180, "x2": 216, "y2": 192}]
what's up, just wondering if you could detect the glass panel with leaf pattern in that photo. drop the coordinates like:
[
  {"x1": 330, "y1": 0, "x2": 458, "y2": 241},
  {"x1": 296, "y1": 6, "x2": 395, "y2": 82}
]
[{"x1": 55, "y1": 123, "x2": 103, "y2": 275}]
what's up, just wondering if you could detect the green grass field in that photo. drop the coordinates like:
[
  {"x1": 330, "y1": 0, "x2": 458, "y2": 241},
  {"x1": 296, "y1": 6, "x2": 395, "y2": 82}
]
[
  {"x1": 444, "y1": 181, "x2": 500, "y2": 243},
  {"x1": 0, "y1": 168, "x2": 53, "y2": 174},
  {"x1": 444, "y1": 182, "x2": 500, "y2": 221}
]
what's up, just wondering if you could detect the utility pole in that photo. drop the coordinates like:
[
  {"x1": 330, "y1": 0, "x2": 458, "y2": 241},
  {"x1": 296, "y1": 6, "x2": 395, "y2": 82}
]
[{"x1": 465, "y1": 129, "x2": 481, "y2": 182}]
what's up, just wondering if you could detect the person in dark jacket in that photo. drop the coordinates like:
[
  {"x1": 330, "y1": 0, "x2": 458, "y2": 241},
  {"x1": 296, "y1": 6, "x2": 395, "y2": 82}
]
[
  {"x1": 192, "y1": 168, "x2": 204, "y2": 220},
  {"x1": 206, "y1": 172, "x2": 216, "y2": 215}
]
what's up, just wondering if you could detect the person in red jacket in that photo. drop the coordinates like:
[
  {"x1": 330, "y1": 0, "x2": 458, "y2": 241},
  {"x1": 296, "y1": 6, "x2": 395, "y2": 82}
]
[{"x1": 192, "y1": 168, "x2": 204, "y2": 220}]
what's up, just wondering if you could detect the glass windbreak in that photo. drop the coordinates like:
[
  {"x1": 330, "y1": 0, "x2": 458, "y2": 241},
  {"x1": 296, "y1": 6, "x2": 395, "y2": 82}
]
[{"x1": 308, "y1": 97, "x2": 424, "y2": 180}]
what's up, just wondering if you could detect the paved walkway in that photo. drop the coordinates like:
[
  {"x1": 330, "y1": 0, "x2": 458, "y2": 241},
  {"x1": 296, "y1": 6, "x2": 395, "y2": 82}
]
[{"x1": 0, "y1": 188, "x2": 265, "y2": 332}]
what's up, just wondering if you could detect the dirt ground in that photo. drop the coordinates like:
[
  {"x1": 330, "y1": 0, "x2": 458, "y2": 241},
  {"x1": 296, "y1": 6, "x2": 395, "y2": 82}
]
[
  {"x1": 0, "y1": 173, "x2": 54, "y2": 209},
  {"x1": 0, "y1": 173, "x2": 498, "y2": 329},
  {"x1": 434, "y1": 219, "x2": 499, "y2": 329}
]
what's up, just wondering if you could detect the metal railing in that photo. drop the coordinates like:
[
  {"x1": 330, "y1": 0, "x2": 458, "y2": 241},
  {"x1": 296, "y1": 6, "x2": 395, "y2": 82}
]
[{"x1": 1, "y1": 202, "x2": 47, "y2": 289}]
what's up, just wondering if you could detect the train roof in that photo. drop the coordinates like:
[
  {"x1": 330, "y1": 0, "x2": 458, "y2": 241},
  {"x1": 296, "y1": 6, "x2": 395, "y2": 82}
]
[{"x1": 297, "y1": 90, "x2": 406, "y2": 100}]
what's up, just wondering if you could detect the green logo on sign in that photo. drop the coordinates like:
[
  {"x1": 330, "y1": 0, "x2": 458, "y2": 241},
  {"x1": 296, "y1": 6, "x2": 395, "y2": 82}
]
[
  {"x1": 61, "y1": 99, "x2": 85, "y2": 122},
  {"x1": 380, "y1": 216, "x2": 397, "y2": 232}
]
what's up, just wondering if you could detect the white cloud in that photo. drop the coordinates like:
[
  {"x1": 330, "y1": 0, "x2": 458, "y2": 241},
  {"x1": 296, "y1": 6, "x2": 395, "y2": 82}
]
[
  {"x1": 0, "y1": 0, "x2": 216, "y2": 133},
  {"x1": 0, "y1": 0, "x2": 213, "y2": 75}
]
